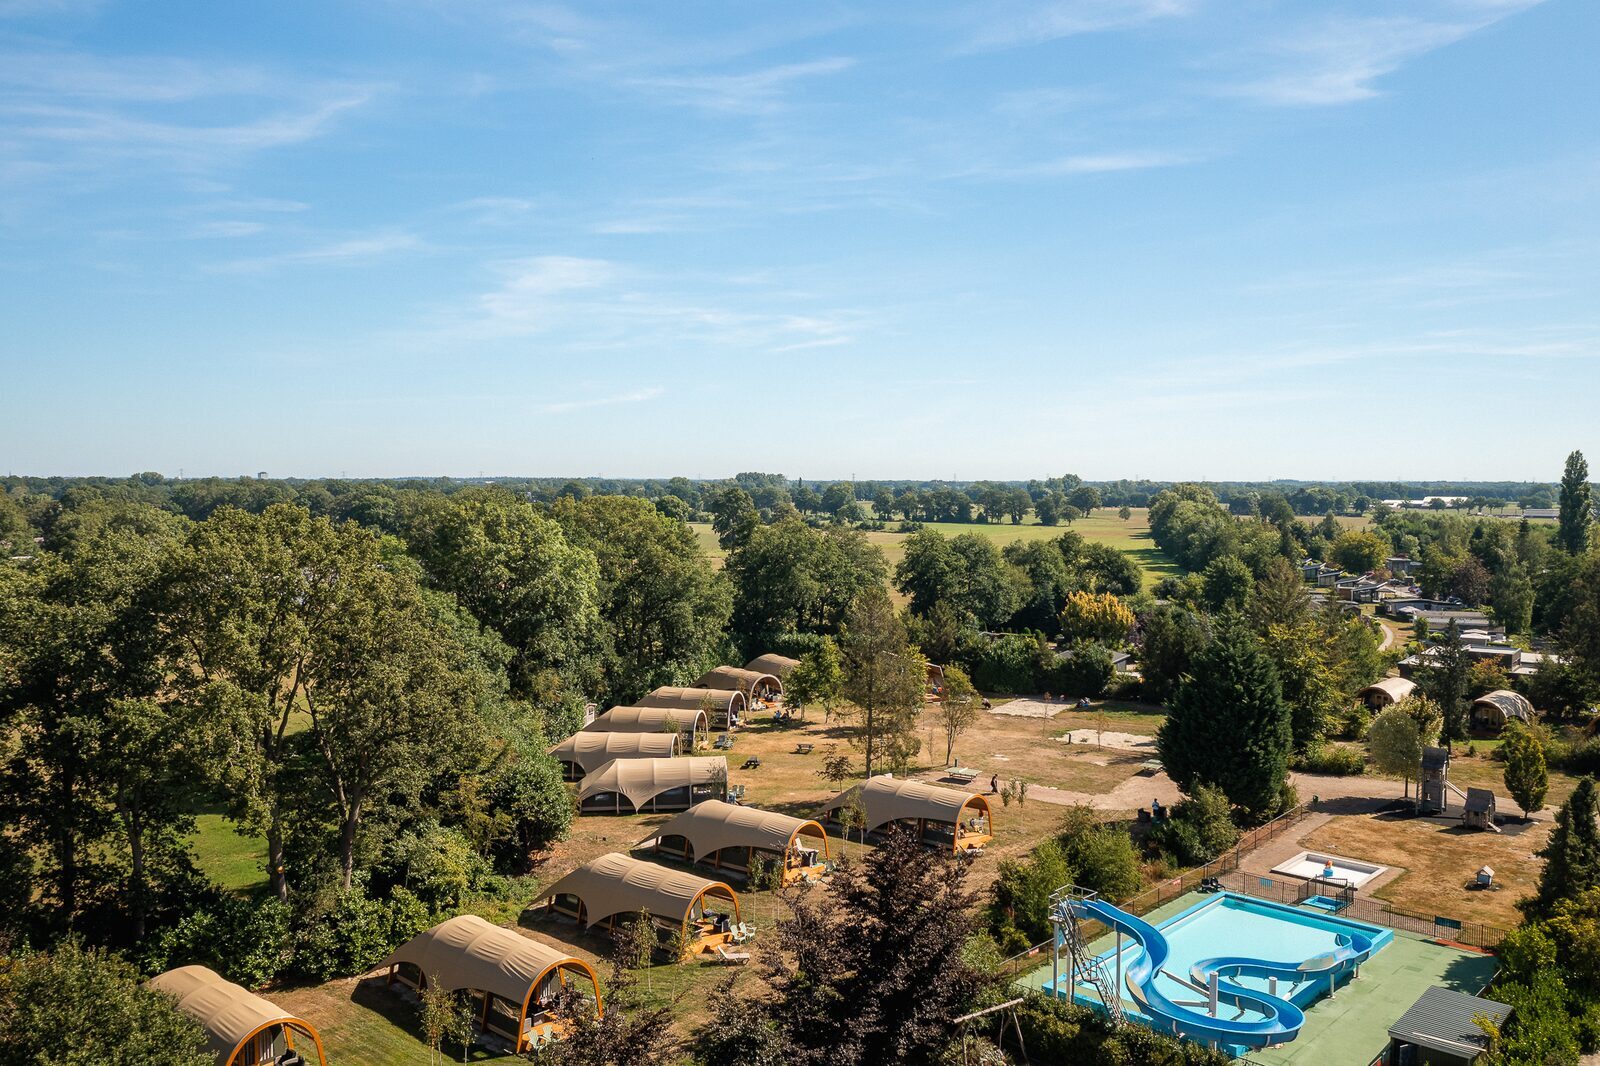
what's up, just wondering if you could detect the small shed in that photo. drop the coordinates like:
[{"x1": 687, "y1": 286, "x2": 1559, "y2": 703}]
[
  {"x1": 1386, "y1": 986, "x2": 1512, "y2": 1065},
  {"x1": 548, "y1": 731, "x2": 678, "y2": 780},
  {"x1": 819, "y1": 774, "x2": 992, "y2": 853},
  {"x1": 636, "y1": 799, "x2": 830, "y2": 883},
  {"x1": 148, "y1": 965, "x2": 327, "y2": 1066},
  {"x1": 1360, "y1": 676, "x2": 1417, "y2": 710},
  {"x1": 577, "y1": 756, "x2": 728, "y2": 814},
  {"x1": 692, "y1": 666, "x2": 783, "y2": 701},
  {"x1": 745, "y1": 653, "x2": 801, "y2": 678},
  {"x1": 532, "y1": 852, "x2": 743, "y2": 954},
  {"x1": 1462, "y1": 788, "x2": 1498, "y2": 831},
  {"x1": 381, "y1": 915, "x2": 601, "y2": 1053},
  {"x1": 639, "y1": 686, "x2": 747, "y2": 730},
  {"x1": 1470, "y1": 690, "x2": 1534, "y2": 731},
  {"x1": 581, "y1": 706, "x2": 710, "y2": 747}
]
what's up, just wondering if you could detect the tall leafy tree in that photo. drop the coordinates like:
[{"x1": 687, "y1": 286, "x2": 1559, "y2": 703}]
[
  {"x1": 1501, "y1": 723, "x2": 1549, "y2": 821},
  {"x1": 1558, "y1": 449, "x2": 1592, "y2": 555},
  {"x1": 1530, "y1": 776, "x2": 1600, "y2": 918},
  {"x1": 1417, "y1": 620, "x2": 1471, "y2": 748},
  {"x1": 1367, "y1": 701, "x2": 1438, "y2": 799},
  {"x1": 1156, "y1": 621, "x2": 1292, "y2": 818},
  {"x1": 709, "y1": 486, "x2": 760, "y2": 550},
  {"x1": 726, "y1": 518, "x2": 887, "y2": 654},
  {"x1": 839, "y1": 588, "x2": 928, "y2": 778}
]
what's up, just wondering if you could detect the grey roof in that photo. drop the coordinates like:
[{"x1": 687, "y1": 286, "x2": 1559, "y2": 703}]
[
  {"x1": 1421, "y1": 746, "x2": 1450, "y2": 771},
  {"x1": 1388, "y1": 986, "x2": 1511, "y2": 1058},
  {"x1": 1464, "y1": 788, "x2": 1495, "y2": 814}
]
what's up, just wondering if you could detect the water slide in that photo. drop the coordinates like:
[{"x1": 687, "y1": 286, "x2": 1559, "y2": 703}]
[{"x1": 1064, "y1": 898, "x2": 1344, "y2": 1050}]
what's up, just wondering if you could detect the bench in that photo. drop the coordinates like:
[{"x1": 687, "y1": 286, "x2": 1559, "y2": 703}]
[
  {"x1": 710, "y1": 943, "x2": 751, "y2": 965},
  {"x1": 794, "y1": 742, "x2": 814, "y2": 755},
  {"x1": 741, "y1": 756, "x2": 761, "y2": 770}
]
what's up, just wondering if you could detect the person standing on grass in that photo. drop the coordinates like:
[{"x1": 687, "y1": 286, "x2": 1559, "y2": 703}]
[{"x1": 990, "y1": 774, "x2": 999, "y2": 794}]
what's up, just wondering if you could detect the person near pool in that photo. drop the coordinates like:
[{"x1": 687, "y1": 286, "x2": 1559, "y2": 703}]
[{"x1": 1322, "y1": 858, "x2": 1336, "y2": 879}]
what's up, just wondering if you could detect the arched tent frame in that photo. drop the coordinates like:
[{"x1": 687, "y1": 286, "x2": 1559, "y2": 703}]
[
  {"x1": 381, "y1": 915, "x2": 602, "y2": 1053},
  {"x1": 693, "y1": 667, "x2": 784, "y2": 701},
  {"x1": 576, "y1": 756, "x2": 729, "y2": 815},
  {"x1": 582, "y1": 705, "x2": 711, "y2": 748},
  {"x1": 636, "y1": 800, "x2": 831, "y2": 883},
  {"x1": 533, "y1": 853, "x2": 745, "y2": 953},
  {"x1": 148, "y1": 966, "x2": 328, "y2": 1066},
  {"x1": 548, "y1": 730, "x2": 679, "y2": 780},
  {"x1": 639, "y1": 687, "x2": 748, "y2": 730},
  {"x1": 820, "y1": 775, "x2": 994, "y2": 854}
]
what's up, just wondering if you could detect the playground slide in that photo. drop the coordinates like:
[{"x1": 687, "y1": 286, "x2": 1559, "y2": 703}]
[{"x1": 1065, "y1": 898, "x2": 1310, "y2": 1050}]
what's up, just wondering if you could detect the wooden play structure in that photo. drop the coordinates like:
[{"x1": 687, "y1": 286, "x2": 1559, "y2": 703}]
[
  {"x1": 148, "y1": 965, "x2": 327, "y2": 1066},
  {"x1": 1418, "y1": 746, "x2": 1500, "y2": 831},
  {"x1": 1463, "y1": 788, "x2": 1500, "y2": 832}
]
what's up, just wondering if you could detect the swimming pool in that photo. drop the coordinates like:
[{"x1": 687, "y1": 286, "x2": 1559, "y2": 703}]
[{"x1": 1270, "y1": 850, "x2": 1388, "y2": 888}]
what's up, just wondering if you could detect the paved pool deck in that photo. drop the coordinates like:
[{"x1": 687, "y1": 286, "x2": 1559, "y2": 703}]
[{"x1": 1012, "y1": 890, "x2": 1501, "y2": 1066}]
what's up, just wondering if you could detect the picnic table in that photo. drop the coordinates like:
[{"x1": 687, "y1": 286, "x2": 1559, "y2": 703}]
[
  {"x1": 794, "y1": 742, "x2": 814, "y2": 755},
  {"x1": 945, "y1": 766, "x2": 981, "y2": 784},
  {"x1": 1138, "y1": 759, "x2": 1162, "y2": 776},
  {"x1": 742, "y1": 756, "x2": 762, "y2": 770}
]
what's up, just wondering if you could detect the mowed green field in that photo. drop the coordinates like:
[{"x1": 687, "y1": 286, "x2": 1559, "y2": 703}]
[
  {"x1": 690, "y1": 507, "x2": 1179, "y2": 586},
  {"x1": 186, "y1": 810, "x2": 268, "y2": 893}
]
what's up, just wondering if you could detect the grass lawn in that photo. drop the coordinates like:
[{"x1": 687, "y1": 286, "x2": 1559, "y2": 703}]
[
  {"x1": 1300, "y1": 811, "x2": 1548, "y2": 933},
  {"x1": 690, "y1": 507, "x2": 1180, "y2": 588},
  {"x1": 186, "y1": 809, "x2": 268, "y2": 893}
]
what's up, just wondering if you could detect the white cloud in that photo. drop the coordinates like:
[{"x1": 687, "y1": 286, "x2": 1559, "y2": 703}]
[
  {"x1": 630, "y1": 57, "x2": 855, "y2": 114},
  {"x1": 965, "y1": 0, "x2": 1196, "y2": 50},
  {"x1": 213, "y1": 232, "x2": 421, "y2": 272},
  {"x1": 538, "y1": 385, "x2": 664, "y2": 414}
]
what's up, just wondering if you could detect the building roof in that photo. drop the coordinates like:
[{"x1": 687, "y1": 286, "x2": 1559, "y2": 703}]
[
  {"x1": 819, "y1": 774, "x2": 990, "y2": 833},
  {"x1": 1472, "y1": 689, "x2": 1534, "y2": 723},
  {"x1": 381, "y1": 915, "x2": 595, "y2": 1010},
  {"x1": 1464, "y1": 788, "x2": 1495, "y2": 814},
  {"x1": 578, "y1": 756, "x2": 728, "y2": 809},
  {"x1": 582, "y1": 705, "x2": 710, "y2": 736},
  {"x1": 548, "y1": 731, "x2": 678, "y2": 774},
  {"x1": 1388, "y1": 985, "x2": 1511, "y2": 1058},
  {"x1": 1360, "y1": 677, "x2": 1417, "y2": 703},
  {"x1": 638, "y1": 686, "x2": 746, "y2": 713},
  {"x1": 1422, "y1": 746, "x2": 1451, "y2": 771},
  {"x1": 148, "y1": 965, "x2": 312, "y2": 1066},
  {"x1": 532, "y1": 852, "x2": 739, "y2": 928},
  {"x1": 745, "y1": 653, "x2": 801, "y2": 677},
  {"x1": 693, "y1": 666, "x2": 782, "y2": 694},
  {"x1": 635, "y1": 799, "x2": 829, "y2": 861}
]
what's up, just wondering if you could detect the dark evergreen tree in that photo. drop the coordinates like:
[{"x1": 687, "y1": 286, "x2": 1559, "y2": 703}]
[
  {"x1": 1530, "y1": 776, "x2": 1600, "y2": 918},
  {"x1": 1418, "y1": 620, "x2": 1471, "y2": 748},
  {"x1": 1156, "y1": 621, "x2": 1291, "y2": 818},
  {"x1": 1558, "y1": 449, "x2": 1593, "y2": 555}
]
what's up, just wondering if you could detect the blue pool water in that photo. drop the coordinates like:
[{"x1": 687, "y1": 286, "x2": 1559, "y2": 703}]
[{"x1": 1095, "y1": 894, "x2": 1393, "y2": 1021}]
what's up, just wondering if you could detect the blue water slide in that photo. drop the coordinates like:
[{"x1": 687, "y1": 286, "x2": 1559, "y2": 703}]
[
  {"x1": 1064, "y1": 898, "x2": 1307, "y2": 1050},
  {"x1": 1190, "y1": 924, "x2": 1376, "y2": 995}
]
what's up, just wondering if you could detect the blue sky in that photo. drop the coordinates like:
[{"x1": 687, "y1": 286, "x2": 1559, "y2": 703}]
[{"x1": 1, "y1": 0, "x2": 1595, "y2": 480}]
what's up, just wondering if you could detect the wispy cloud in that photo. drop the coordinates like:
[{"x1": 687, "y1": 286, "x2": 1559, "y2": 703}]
[
  {"x1": 538, "y1": 385, "x2": 664, "y2": 414},
  {"x1": 213, "y1": 232, "x2": 421, "y2": 272},
  {"x1": 630, "y1": 57, "x2": 855, "y2": 114},
  {"x1": 962, "y1": 149, "x2": 1195, "y2": 180},
  {"x1": 963, "y1": 0, "x2": 1197, "y2": 50},
  {"x1": 1219, "y1": 2, "x2": 1547, "y2": 106}
]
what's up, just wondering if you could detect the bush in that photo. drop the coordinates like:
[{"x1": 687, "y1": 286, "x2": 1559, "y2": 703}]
[
  {"x1": 1061, "y1": 824, "x2": 1142, "y2": 901},
  {"x1": 988, "y1": 840, "x2": 1072, "y2": 952},
  {"x1": 1292, "y1": 743, "x2": 1367, "y2": 776},
  {"x1": 293, "y1": 886, "x2": 432, "y2": 981},
  {"x1": 145, "y1": 892, "x2": 294, "y2": 989},
  {"x1": 1327, "y1": 703, "x2": 1372, "y2": 741},
  {"x1": 1148, "y1": 784, "x2": 1238, "y2": 867},
  {"x1": 1049, "y1": 642, "x2": 1114, "y2": 699},
  {"x1": 970, "y1": 632, "x2": 1050, "y2": 693},
  {"x1": 376, "y1": 822, "x2": 494, "y2": 909},
  {"x1": 1555, "y1": 737, "x2": 1600, "y2": 777}
]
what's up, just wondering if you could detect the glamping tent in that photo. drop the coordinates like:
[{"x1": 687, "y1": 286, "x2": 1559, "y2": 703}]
[
  {"x1": 1471, "y1": 690, "x2": 1535, "y2": 731},
  {"x1": 148, "y1": 965, "x2": 326, "y2": 1066},
  {"x1": 635, "y1": 799, "x2": 830, "y2": 883},
  {"x1": 549, "y1": 731, "x2": 678, "y2": 780},
  {"x1": 1360, "y1": 676, "x2": 1417, "y2": 710},
  {"x1": 745, "y1": 653, "x2": 801, "y2": 678},
  {"x1": 581, "y1": 706, "x2": 710, "y2": 747},
  {"x1": 820, "y1": 774, "x2": 993, "y2": 853},
  {"x1": 577, "y1": 756, "x2": 728, "y2": 814},
  {"x1": 692, "y1": 666, "x2": 783, "y2": 701},
  {"x1": 533, "y1": 852, "x2": 745, "y2": 954},
  {"x1": 381, "y1": 914, "x2": 601, "y2": 1053},
  {"x1": 639, "y1": 686, "x2": 747, "y2": 730},
  {"x1": 926, "y1": 662, "x2": 946, "y2": 700}
]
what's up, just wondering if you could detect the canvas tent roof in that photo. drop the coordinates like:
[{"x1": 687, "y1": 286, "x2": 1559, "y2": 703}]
[
  {"x1": 532, "y1": 852, "x2": 739, "y2": 928},
  {"x1": 549, "y1": 731, "x2": 677, "y2": 774},
  {"x1": 636, "y1": 799, "x2": 828, "y2": 860},
  {"x1": 693, "y1": 666, "x2": 782, "y2": 695},
  {"x1": 1360, "y1": 677, "x2": 1416, "y2": 704},
  {"x1": 381, "y1": 914, "x2": 595, "y2": 1009},
  {"x1": 582, "y1": 706, "x2": 709, "y2": 736},
  {"x1": 149, "y1": 965, "x2": 314, "y2": 1066},
  {"x1": 1472, "y1": 689, "x2": 1533, "y2": 724},
  {"x1": 819, "y1": 774, "x2": 990, "y2": 833},
  {"x1": 578, "y1": 756, "x2": 727, "y2": 809},
  {"x1": 745, "y1": 653, "x2": 801, "y2": 677},
  {"x1": 639, "y1": 686, "x2": 745, "y2": 713}
]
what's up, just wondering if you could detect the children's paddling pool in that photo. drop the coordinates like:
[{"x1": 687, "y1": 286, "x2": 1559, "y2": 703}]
[{"x1": 1270, "y1": 850, "x2": 1388, "y2": 888}]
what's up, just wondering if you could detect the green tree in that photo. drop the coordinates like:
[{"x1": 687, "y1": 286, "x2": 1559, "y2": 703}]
[
  {"x1": 1118, "y1": 505, "x2": 1132, "y2": 521},
  {"x1": 934, "y1": 664, "x2": 979, "y2": 765},
  {"x1": 1156, "y1": 622, "x2": 1292, "y2": 819},
  {"x1": 653, "y1": 494, "x2": 691, "y2": 522},
  {"x1": 0, "y1": 941, "x2": 211, "y2": 1065},
  {"x1": 840, "y1": 588, "x2": 928, "y2": 777},
  {"x1": 1330, "y1": 529, "x2": 1388, "y2": 574},
  {"x1": 1057, "y1": 590, "x2": 1134, "y2": 645},
  {"x1": 1367, "y1": 702, "x2": 1437, "y2": 799},
  {"x1": 726, "y1": 518, "x2": 888, "y2": 654},
  {"x1": 1558, "y1": 449, "x2": 1592, "y2": 554},
  {"x1": 709, "y1": 486, "x2": 760, "y2": 550},
  {"x1": 1491, "y1": 566, "x2": 1535, "y2": 636},
  {"x1": 1501, "y1": 723, "x2": 1549, "y2": 821},
  {"x1": 1530, "y1": 776, "x2": 1600, "y2": 917},
  {"x1": 1418, "y1": 620, "x2": 1472, "y2": 749},
  {"x1": 1201, "y1": 555, "x2": 1253, "y2": 614},
  {"x1": 893, "y1": 529, "x2": 958, "y2": 616},
  {"x1": 785, "y1": 637, "x2": 844, "y2": 720},
  {"x1": 1138, "y1": 605, "x2": 1209, "y2": 703}
]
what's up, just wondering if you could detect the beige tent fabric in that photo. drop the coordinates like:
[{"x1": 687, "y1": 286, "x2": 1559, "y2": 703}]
[
  {"x1": 148, "y1": 965, "x2": 305, "y2": 1065},
  {"x1": 1472, "y1": 689, "x2": 1534, "y2": 727},
  {"x1": 582, "y1": 705, "x2": 709, "y2": 736},
  {"x1": 692, "y1": 667, "x2": 783, "y2": 696},
  {"x1": 532, "y1": 852, "x2": 739, "y2": 927},
  {"x1": 639, "y1": 686, "x2": 747, "y2": 714},
  {"x1": 549, "y1": 731, "x2": 678, "y2": 774},
  {"x1": 819, "y1": 774, "x2": 987, "y2": 833},
  {"x1": 1360, "y1": 677, "x2": 1417, "y2": 706},
  {"x1": 745, "y1": 653, "x2": 801, "y2": 678},
  {"x1": 635, "y1": 799, "x2": 828, "y2": 860},
  {"x1": 381, "y1": 914, "x2": 589, "y2": 1008},
  {"x1": 578, "y1": 756, "x2": 727, "y2": 809}
]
